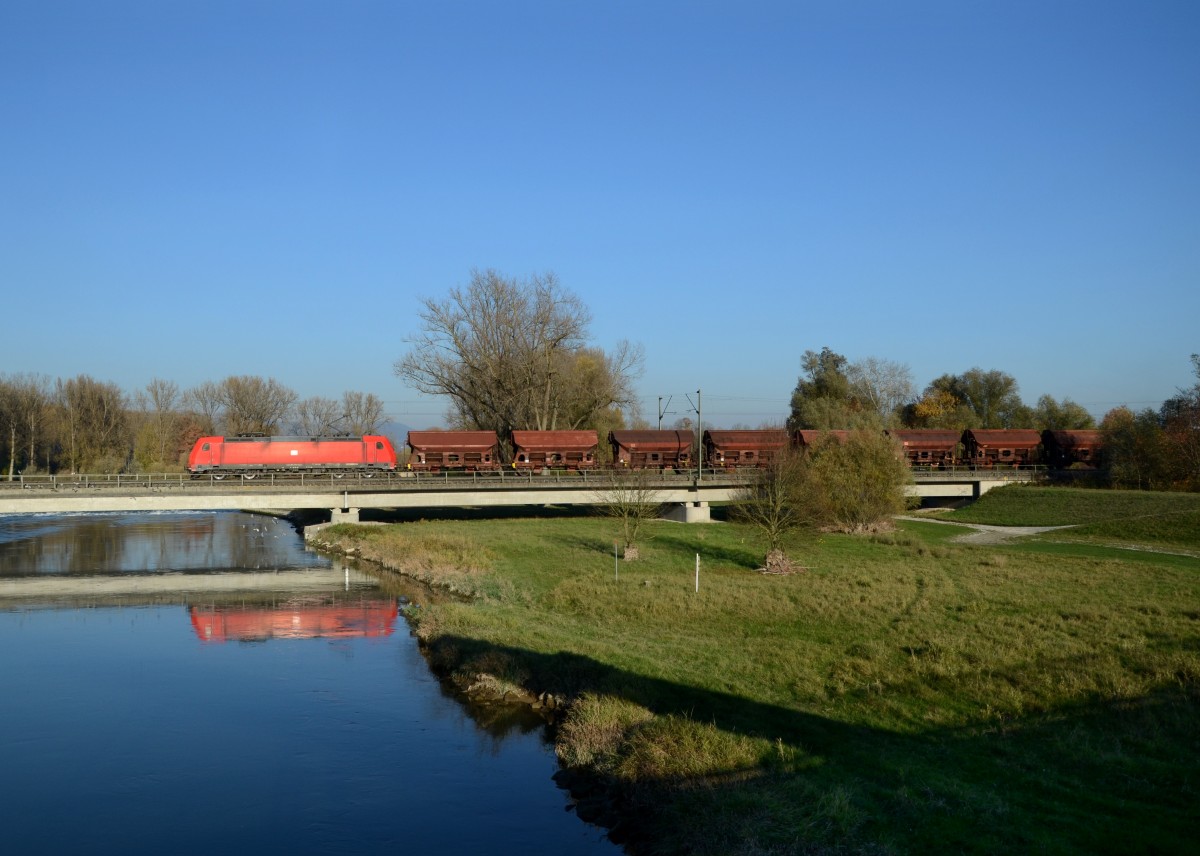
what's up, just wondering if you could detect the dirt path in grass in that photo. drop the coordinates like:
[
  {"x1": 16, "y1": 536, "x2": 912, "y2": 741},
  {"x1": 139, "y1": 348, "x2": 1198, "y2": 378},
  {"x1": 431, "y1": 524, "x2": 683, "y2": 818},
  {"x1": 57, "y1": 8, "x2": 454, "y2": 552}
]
[{"x1": 896, "y1": 516, "x2": 1074, "y2": 545}]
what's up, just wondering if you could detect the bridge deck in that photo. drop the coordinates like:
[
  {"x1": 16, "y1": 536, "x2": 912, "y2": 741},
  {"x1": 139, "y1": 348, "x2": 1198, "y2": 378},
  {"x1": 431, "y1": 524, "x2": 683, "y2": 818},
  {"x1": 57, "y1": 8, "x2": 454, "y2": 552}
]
[{"x1": 0, "y1": 469, "x2": 1037, "y2": 516}]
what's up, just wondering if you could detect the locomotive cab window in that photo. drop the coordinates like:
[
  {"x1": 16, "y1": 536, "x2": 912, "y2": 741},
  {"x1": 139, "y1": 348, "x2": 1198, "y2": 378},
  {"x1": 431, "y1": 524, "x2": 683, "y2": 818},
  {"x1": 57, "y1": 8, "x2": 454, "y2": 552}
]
[
  {"x1": 201, "y1": 443, "x2": 210, "y2": 451},
  {"x1": 375, "y1": 441, "x2": 384, "y2": 450}
]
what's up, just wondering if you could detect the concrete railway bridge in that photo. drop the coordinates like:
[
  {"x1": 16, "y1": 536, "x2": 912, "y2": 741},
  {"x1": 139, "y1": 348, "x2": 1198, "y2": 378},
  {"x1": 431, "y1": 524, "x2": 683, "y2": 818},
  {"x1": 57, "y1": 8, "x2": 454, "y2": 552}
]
[{"x1": 0, "y1": 469, "x2": 1035, "y2": 524}]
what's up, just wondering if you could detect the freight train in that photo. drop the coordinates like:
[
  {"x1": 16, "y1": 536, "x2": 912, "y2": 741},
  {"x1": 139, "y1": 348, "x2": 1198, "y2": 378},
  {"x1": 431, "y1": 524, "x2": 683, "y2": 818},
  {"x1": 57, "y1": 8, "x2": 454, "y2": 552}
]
[{"x1": 187, "y1": 427, "x2": 1099, "y2": 477}]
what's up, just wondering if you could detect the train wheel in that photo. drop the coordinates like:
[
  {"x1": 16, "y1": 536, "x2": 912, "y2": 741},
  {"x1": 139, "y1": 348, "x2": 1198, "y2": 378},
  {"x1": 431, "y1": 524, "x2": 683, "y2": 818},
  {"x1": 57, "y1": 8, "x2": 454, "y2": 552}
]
[{"x1": 243, "y1": 472, "x2": 256, "y2": 480}]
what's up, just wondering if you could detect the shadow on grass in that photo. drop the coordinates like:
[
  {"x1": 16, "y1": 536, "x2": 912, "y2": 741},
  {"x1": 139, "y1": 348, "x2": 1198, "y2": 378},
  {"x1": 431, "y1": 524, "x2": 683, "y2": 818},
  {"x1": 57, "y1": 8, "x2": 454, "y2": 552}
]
[
  {"x1": 649, "y1": 530, "x2": 773, "y2": 570},
  {"x1": 426, "y1": 634, "x2": 1199, "y2": 855}
]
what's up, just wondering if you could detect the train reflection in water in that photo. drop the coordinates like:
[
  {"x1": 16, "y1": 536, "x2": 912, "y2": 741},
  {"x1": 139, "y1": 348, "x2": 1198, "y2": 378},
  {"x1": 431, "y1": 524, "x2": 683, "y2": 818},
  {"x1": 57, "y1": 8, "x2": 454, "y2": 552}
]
[{"x1": 189, "y1": 597, "x2": 399, "y2": 643}]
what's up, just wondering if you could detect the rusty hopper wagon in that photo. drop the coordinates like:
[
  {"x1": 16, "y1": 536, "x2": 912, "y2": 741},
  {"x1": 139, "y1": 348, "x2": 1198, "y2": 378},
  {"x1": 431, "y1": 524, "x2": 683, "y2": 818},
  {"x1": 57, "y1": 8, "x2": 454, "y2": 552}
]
[
  {"x1": 961, "y1": 429, "x2": 1042, "y2": 468},
  {"x1": 608, "y1": 430, "x2": 693, "y2": 469},
  {"x1": 1041, "y1": 429, "x2": 1103, "y2": 469},
  {"x1": 885, "y1": 429, "x2": 963, "y2": 468},
  {"x1": 703, "y1": 429, "x2": 790, "y2": 468},
  {"x1": 511, "y1": 430, "x2": 599, "y2": 470},
  {"x1": 405, "y1": 431, "x2": 500, "y2": 471}
]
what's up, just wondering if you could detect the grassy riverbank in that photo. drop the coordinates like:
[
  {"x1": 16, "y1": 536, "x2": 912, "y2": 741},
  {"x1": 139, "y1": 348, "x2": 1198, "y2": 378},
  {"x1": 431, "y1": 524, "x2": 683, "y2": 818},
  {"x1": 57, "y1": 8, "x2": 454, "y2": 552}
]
[{"x1": 315, "y1": 489, "x2": 1199, "y2": 854}]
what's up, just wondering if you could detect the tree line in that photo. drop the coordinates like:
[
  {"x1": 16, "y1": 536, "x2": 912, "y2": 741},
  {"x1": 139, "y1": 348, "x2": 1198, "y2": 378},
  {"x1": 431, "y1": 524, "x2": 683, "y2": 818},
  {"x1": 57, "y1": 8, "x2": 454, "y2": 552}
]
[
  {"x1": 5, "y1": 266, "x2": 1195, "y2": 493},
  {"x1": 786, "y1": 346, "x2": 1200, "y2": 492},
  {"x1": 0, "y1": 374, "x2": 385, "y2": 477}
]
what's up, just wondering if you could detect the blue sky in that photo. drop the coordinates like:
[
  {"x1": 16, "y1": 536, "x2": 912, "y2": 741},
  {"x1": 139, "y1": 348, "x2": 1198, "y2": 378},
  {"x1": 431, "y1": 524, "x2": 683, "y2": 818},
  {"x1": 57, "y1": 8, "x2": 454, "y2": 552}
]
[{"x1": 2, "y1": 1, "x2": 1197, "y2": 429}]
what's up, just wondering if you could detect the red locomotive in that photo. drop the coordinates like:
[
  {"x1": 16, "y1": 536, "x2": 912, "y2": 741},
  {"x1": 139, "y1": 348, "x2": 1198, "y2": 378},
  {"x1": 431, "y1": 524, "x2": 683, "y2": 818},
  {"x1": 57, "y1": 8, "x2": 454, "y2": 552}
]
[{"x1": 187, "y1": 435, "x2": 398, "y2": 476}]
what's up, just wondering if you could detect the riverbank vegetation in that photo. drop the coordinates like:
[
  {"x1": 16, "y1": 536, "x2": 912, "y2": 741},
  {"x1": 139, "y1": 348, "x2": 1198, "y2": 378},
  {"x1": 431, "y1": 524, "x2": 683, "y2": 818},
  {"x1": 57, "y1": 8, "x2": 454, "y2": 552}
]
[{"x1": 314, "y1": 487, "x2": 1200, "y2": 854}]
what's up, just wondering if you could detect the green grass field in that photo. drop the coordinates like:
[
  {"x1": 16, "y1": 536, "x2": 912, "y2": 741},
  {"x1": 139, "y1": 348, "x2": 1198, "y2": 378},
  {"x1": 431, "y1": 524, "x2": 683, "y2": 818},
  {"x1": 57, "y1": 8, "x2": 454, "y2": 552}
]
[{"x1": 316, "y1": 487, "x2": 1199, "y2": 855}]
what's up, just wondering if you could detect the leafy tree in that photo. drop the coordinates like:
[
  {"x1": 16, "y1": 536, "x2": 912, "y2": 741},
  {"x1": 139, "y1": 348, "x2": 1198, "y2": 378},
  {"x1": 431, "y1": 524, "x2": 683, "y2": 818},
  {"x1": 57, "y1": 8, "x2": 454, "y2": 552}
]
[
  {"x1": 787, "y1": 347, "x2": 868, "y2": 430},
  {"x1": 395, "y1": 269, "x2": 642, "y2": 459},
  {"x1": 950, "y1": 367, "x2": 1031, "y2": 428},
  {"x1": 905, "y1": 369, "x2": 1031, "y2": 429},
  {"x1": 804, "y1": 430, "x2": 913, "y2": 533},
  {"x1": 789, "y1": 349, "x2": 914, "y2": 430},
  {"x1": 904, "y1": 384, "x2": 974, "y2": 429},
  {"x1": 1100, "y1": 407, "x2": 1172, "y2": 490},
  {"x1": 1159, "y1": 354, "x2": 1200, "y2": 490},
  {"x1": 1034, "y1": 395, "x2": 1095, "y2": 431}
]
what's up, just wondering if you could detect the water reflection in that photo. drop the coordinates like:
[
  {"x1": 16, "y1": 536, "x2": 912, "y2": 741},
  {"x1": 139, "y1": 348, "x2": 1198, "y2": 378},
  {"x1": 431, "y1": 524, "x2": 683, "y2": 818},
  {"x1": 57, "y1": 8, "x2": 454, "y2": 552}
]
[
  {"x1": 0, "y1": 511, "x2": 328, "y2": 576},
  {"x1": 0, "y1": 511, "x2": 619, "y2": 855},
  {"x1": 190, "y1": 598, "x2": 399, "y2": 642}
]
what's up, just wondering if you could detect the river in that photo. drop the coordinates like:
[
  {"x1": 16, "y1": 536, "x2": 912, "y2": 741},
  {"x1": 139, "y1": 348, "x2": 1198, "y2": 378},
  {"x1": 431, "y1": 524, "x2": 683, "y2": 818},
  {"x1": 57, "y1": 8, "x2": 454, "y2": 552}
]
[{"x1": 0, "y1": 511, "x2": 620, "y2": 855}]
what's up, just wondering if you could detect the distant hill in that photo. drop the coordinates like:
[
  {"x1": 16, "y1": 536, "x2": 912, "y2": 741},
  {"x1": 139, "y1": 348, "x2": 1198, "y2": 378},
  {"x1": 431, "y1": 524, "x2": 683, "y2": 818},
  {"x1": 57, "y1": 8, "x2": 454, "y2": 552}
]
[{"x1": 378, "y1": 419, "x2": 412, "y2": 446}]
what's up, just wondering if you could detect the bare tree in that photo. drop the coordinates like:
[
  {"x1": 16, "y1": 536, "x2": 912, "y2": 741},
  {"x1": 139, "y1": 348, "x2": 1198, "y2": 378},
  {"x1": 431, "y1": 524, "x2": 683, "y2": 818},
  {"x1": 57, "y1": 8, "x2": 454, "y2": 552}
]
[
  {"x1": 591, "y1": 467, "x2": 663, "y2": 560},
  {"x1": 54, "y1": 375, "x2": 130, "y2": 472},
  {"x1": 217, "y1": 376, "x2": 297, "y2": 435},
  {"x1": 396, "y1": 270, "x2": 642, "y2": 458},
  {"x1": 342, "y1": 391, "x2": 386, "y2": 435},
  {"x1": 136, "y1": 378, "x2": 181, "y2": 468},
  {"x1": 733, "y1": 448, "x2": 819, "y2": 573},
  {"x1": 295, "y1": 396, "x2": 342, "y2": 435},
  {"x1": 1, "y1": 373, "x2": 51, "y2": 479},
  {"x1": 846, "y1": 357, "x2": 915, "y2": 426},
  {"x1": 184, "y1": 381, "x2": 223, "y2": 434}
]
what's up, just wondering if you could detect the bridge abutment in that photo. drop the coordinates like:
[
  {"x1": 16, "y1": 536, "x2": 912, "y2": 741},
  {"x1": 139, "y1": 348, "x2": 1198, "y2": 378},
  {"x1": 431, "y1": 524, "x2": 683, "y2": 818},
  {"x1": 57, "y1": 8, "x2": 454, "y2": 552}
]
[
  {"x1": 331, "y1": 507, "x2": 360, "y2": 524},
  {"x1": 661, "y1": 501, "x2": 711, "y2": 523}
]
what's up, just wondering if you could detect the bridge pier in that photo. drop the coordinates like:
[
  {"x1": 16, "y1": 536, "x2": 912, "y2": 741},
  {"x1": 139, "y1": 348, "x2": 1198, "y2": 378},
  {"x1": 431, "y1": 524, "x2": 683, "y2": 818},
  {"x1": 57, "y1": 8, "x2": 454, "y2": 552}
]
[
  {"x1": 331, "y1": 507, "x2": 360, "y2": 524},
  {"x1": 661, "y1": 501, "x2": 711, "y2": 524}
]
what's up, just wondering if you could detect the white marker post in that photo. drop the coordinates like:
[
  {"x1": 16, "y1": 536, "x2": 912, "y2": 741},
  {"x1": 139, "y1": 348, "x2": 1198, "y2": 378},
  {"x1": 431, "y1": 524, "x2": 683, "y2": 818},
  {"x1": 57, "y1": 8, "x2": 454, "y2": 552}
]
[
  {"x1": 615, "y1": 541, "x2": 619, "y2": 582},
  {"x1": 695, "y1": 553, "x2": 699, "y2": 593}
]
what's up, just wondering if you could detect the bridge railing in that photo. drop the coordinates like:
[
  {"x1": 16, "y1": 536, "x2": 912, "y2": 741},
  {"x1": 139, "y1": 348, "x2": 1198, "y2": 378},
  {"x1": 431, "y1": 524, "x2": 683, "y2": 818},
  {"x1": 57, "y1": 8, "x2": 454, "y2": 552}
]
[
  {"x1": 2, "y1": 465, "x2": 1038, "y2": 494},
  {"x1": 2, "y1": 467, "x2": 758, "y2": 493}
]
